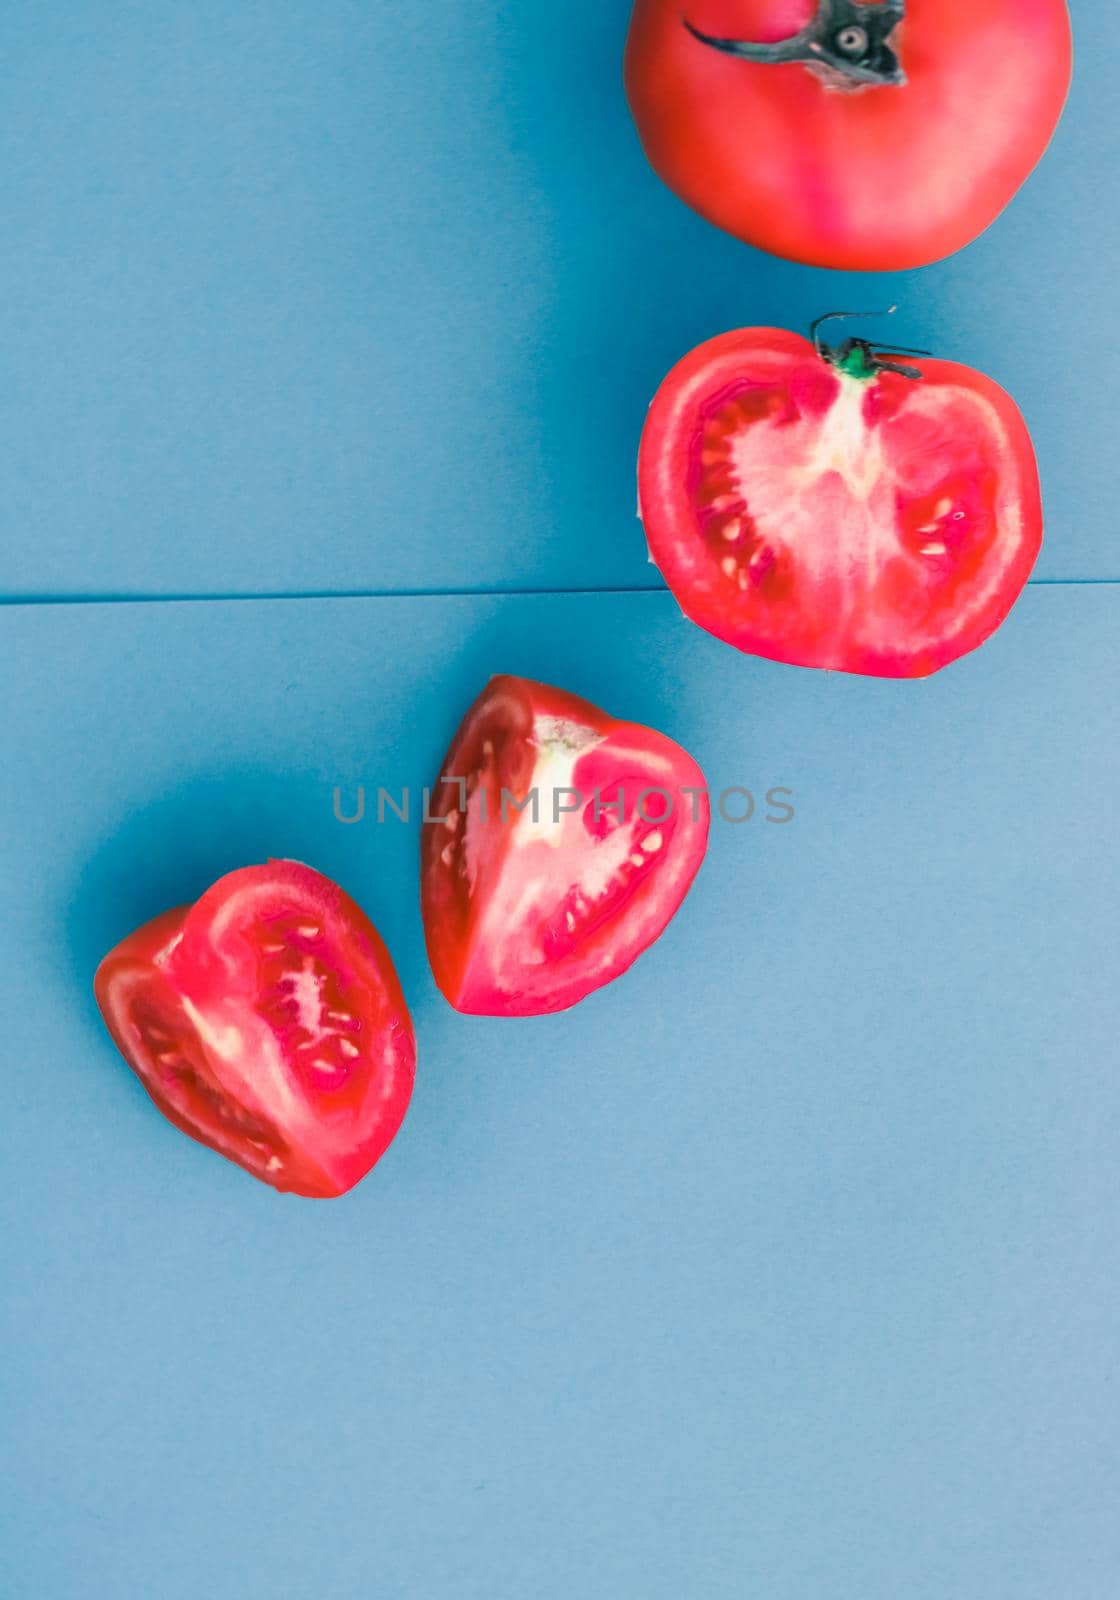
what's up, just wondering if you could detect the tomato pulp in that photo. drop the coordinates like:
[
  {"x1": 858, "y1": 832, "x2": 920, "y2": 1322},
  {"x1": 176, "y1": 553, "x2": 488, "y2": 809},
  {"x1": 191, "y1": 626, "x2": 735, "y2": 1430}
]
[
  {"x1": 94, "y1": 861, "x2": 416, "y2": 1197},
  {"x1": 625, "y1": 0, "x2": 1072, "y2": 270},
  {"x1": 421, "y1": 676, "x2": 710, "y2": 1016},
  {"x1": 638, "y1": 321, "x2": 1043, "y2": 676}
]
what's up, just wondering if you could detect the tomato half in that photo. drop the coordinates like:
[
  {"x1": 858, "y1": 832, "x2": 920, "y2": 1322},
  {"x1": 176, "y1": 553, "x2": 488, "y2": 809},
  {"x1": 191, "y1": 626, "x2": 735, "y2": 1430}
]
[
  {"x1": 94, "y1": 861, "x2": 416, "y2": 1197},
  {"x1": 421, "y1": 676, "x2": 710, "y2": 1016},
  {"x1": 624, "y1": 0, "x2": 1072, "y2": 270},
  {"x1": 638, "y1": 320, "x2": 1043, "y2": 676}
]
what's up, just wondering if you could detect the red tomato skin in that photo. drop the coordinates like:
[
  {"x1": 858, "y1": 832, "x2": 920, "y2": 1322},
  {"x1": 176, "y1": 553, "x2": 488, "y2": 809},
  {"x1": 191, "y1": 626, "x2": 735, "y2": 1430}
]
[
  {"x1": 638, "y1": 327, "x2": 1043, "y2": 677},
  {"x1": 624, "y1": 0, "x2": 1072, "y2": 270},
  {"x1": 95, "y1": 862, "x2": 416, "y2": 1198},
  {"x1": 421, "y1": 676, "x2": 710, "y2": 1017}
]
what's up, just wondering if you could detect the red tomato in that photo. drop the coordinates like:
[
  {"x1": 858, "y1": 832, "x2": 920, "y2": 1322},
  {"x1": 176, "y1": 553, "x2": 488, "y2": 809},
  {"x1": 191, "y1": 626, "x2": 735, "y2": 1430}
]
[
  {"x1": 624, "y1": 0, "x2": 1072, "y2": 269},
  {"x1": 421, "y1": 676, "x2": 710, "y2": 1016},
  {"x1": 94, "y1": 861, "x2": 416, "y2": 1198},
  {"x1": 638, "y1": 319, "x2": 1043, "y2": 676}
]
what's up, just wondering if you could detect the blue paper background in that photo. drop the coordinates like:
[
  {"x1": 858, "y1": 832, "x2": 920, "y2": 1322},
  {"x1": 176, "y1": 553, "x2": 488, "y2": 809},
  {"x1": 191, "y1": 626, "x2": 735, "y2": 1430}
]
[
  {"x1": 2, "y1": 590, "x2": 1118, "y2": 1598},
  {"x1": 2, "y1": 2, "x2": 1118, "y2": 1596},
  {"x1": 0, "y1": 0, "x2": 1116, "y2": 598}
]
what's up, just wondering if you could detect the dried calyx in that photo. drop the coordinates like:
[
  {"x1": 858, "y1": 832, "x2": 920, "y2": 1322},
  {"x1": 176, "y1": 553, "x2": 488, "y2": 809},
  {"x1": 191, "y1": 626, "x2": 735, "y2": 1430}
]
[{"x1": 685, "y1": 0, "x2": 906, "y2": 89}]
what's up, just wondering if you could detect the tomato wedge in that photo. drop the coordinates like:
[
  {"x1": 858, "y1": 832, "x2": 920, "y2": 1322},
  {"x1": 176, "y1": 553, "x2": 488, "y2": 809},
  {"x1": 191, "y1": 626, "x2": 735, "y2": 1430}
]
[
  {"x1": 94, "y1": 861, "x2": 416, "y2": 1197},
  {"x1": 638, "y1": 320, "x2": 1043, "y2": 677},
  {"x1": 625, "y1": 0, "x2": 1072, "y2": 270},
  {"x1": 421, "y1": 676, "x2": 710, "y2": 1016}
]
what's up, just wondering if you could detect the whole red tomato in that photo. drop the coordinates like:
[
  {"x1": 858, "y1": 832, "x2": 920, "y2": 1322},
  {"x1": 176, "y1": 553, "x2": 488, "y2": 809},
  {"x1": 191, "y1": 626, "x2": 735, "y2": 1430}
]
[
  {"x1": 625, "y1": 0, "x2": 1072, "y2": 269},
  {"x1": 638, "y1": 316, "x2": 1043, "y2": 676},
  {"x1": 95, "y1": 861, "x2": 416, "y2": 1197},
  {"x1": 421, "y1": 676, "x2": 710, "y2": 1016}
]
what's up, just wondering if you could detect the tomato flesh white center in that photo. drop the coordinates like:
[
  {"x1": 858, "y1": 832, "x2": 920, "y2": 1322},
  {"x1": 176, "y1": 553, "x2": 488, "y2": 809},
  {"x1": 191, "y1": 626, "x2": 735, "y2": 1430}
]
[{"x1": 693, "y1": 371, "x2": 999, "y2": 613}]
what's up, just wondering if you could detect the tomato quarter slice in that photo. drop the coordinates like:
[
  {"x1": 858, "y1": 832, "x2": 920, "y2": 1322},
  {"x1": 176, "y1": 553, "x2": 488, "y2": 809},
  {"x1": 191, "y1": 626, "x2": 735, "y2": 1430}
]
[
  {"x1": 639, "y1": 325, "x2": 1043, "y2": 677},
  {"x1": 421, "y1": 676, "x2": 710, "y2": 1016},
  {"x1": 95, "y1": 861, "x2": 416, "y2": 1197}
]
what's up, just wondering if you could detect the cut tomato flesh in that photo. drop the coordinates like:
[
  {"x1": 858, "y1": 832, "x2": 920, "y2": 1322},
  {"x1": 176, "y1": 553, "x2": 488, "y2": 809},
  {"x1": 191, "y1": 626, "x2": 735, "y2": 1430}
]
[
  {"x1": 640, "y1": 329, "x2": 1043, "y2": 677},
  {"x1": 123, "y1": 970, "x2": 297, "y2": 1180},
  {"x1": 95, "y1": 863, "x2": 416, "y2": 1197},
  {"x1": 538, "y1": 805, "x2": 675, "y2": 960},
  {"x1": 253, "y1": 912, "x2": 376, "y2": 1100},
  {"x1": 421, "y1": 677, "x2": 709, "y2": 1016}
]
